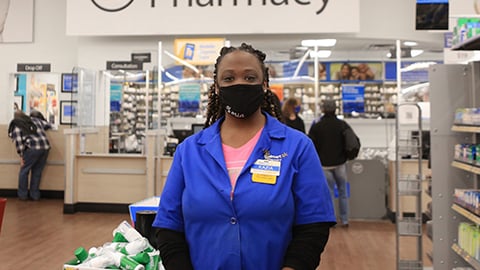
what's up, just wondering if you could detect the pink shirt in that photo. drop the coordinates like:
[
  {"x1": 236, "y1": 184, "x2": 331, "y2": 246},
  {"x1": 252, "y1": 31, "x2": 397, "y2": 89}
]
[{"x1": 222, "y1": 127, "x2": 263, "y2": 188}]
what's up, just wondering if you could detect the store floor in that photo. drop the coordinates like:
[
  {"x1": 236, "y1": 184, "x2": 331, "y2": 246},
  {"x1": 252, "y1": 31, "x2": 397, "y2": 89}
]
[{"x1": 0, "y1": 198, "x2": 433, "y2": 269}]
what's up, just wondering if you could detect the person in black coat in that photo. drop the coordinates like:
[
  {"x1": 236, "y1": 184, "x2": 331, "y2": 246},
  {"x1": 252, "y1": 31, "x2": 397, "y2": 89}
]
[{"x1": 308, "y1": 99, "x2": 353, "y2": 227}]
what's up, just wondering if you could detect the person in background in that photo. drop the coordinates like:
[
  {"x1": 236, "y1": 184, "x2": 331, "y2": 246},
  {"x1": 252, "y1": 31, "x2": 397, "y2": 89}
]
[
  {"x1": 358, "y1": 63, "x2": 375, "y2": 80},
  {"x1": 153, "y1": 43, "x2": 335, "y2": 270},
  {"x1": 335, "y1": 63, "x2": 351, "y2": 81},
  {"x1": 282, "y1": 97, "x2": 305, "y2": 133},
  {"x1": 308, "y1": 99, "x2": 352, "y2": 227},
  {"x1": 350, "y1": 66, "x2": 361, "y2": 80},
  {"x1": 318, "y1": 62, "x2": 327, "y2": 80},
  {"x1": 8, "y1": 109, "x2": 51, "y2": 201}
]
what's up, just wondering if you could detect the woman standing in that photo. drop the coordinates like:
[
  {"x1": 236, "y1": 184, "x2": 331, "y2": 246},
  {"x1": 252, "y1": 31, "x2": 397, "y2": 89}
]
[
  {"x1": 153, "y1": 43, "x2": 335, "y2": 270},
  {"x1": 282, "y1": 97, "x2": 306, "y2": 133}
]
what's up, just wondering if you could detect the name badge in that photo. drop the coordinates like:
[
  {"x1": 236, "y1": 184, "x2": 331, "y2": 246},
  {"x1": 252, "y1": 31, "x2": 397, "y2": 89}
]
[{"x1": 250, "y1": 159, "x2": 281, "y2": 176}]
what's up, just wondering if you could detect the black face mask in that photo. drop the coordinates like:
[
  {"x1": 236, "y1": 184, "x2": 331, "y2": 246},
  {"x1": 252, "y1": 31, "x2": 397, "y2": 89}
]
[{"x1": 219, "y1": 84, "x2": 265, "y2": 119}]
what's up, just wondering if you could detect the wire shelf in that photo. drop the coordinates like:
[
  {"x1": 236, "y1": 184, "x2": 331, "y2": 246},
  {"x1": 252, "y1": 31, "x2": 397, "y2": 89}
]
[
  {"x1": 398, "y1": 174, "x2": 422, "y2": 195},
  {"x1": 398, "y1": 217, "x2": 422, "y2": 236},
  {"x1": 398, "y1": 260, "x2": 423, "y2": 270}
]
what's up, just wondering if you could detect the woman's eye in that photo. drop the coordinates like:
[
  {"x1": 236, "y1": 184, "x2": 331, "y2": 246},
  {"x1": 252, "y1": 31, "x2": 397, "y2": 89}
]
[
  {"x1": 222, "y1": 76, "x2": 233, "y2": 82},
  {"x1": 245, "y1": 75, "x2": 257, "y2": 81}
]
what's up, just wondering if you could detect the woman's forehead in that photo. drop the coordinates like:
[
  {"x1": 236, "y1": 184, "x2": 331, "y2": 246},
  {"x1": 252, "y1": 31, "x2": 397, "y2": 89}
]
[{"x1": 218, "y1": 51, "x2": 262, "y2": 71}]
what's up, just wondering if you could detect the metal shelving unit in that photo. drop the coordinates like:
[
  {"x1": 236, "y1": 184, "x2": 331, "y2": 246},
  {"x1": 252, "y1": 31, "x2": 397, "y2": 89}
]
[
  {"x1": 429, "y1": 61, "x2": 480, "y2": 270},
  {"x1": 395, "y1": 103, "x2": 423, "y2": 269}
]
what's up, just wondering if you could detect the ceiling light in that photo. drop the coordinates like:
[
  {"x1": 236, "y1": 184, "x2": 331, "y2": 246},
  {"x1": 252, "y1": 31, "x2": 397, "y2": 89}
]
[
  {"x1": 403, "y1": 41, "x2": 418, "y2": 47},
  {"x1": 411, "y1": 49, "x2": 424, "y2": 57},
  {"x1": 309, "y1": 50, "x2": 332, "y2": 58},
  {"x1": 301, "y1": 39, "x2": 337, "y2": 47}
]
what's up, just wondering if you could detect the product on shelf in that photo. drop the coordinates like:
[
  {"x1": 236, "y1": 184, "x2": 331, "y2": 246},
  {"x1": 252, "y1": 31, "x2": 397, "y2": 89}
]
[
  {"x1": 454, "y1": 143, "x2": 480, "y2": 165},
  {"x1": 454, "y1": 108, "x2": 480, "y2": 125},
  {"x1": 452, "y1": 18, "x2": 480, "y2": 47},
  {"x1": 458, "y1": 222, "x2": 480, "y2": 261},
  {"x1": 453, "y1": 189, "x2": 480, "y2": 216}
]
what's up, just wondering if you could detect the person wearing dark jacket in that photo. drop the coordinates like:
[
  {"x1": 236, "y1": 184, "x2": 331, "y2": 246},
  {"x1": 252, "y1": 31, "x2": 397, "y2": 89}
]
[
  {"x1": 8, "y1": 109, "x2": 52, "y2": 201},
  {"x1": 281, "y1": 97, "x2": 306, "y2": 133},
  {"x1": 308, "y1": 99, "x2": 352, "y2": 227}
]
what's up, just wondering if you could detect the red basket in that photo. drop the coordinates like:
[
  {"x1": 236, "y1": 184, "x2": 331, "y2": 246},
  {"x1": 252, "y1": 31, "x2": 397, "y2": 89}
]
[{"x1": 0, "y1": 198, "x2": 6, "y2": 234}]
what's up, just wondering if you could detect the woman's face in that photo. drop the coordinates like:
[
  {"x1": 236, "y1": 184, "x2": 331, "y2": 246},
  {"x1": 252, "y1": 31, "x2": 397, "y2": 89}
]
[
  {"x1": 351, "y1": 68, "x2": 359, "y2": 77},
  {"x1": 341, "y1": 64, "x2": 350, "y2": 76},
  {"x1": 216, "y1": 51, "x2": 265, "y2": 89}
]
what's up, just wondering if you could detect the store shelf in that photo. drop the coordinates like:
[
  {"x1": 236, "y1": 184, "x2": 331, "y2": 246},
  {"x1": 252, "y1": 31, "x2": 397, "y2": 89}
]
[
  {"x1": 451, "y1": 35, "x2": 480, "y2": 51},
  {"x1": 451, "y1": 243, "x2": 480, "y2": 270},
  {"x1": 430, "y1": 62, "x2": 480, "y2": 269},
  {"x1": 452, "y1": 203, "x2": 480, "y2": 224},
  {"x1": 451, "y1": 160, "x2": 480, "y2": 175},
  {"x1": 451, "y1": 125, "x2": 480, "y2": 133}
]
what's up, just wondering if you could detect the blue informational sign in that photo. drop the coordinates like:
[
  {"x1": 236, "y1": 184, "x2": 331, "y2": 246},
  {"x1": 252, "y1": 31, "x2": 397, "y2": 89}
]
[
  {"x1": 178, "y1": 84, "x2": 201, "y2": 113},
  {"x1": 342, "y1": 84, "x2": 365, "y2": 114},
  {"x1": 282, "y1": 60, "x2": 308, "y2": 77},
  {"x1": 183, "y1": 43, "x2": 196, "y2": 60},
  {"x1": 161, "y1": 66, "x2": 183, "y2": 82},
  {"x1": 110, "y1": 84, "x2": 123, "y2": 112},
  {"x1": 384, "y1": 61, "x2": 441, "y2": 82}
]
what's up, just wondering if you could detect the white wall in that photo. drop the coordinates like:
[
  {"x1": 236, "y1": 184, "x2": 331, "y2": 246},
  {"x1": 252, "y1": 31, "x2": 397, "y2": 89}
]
[
  {"x1": 0, "y1": 0, "x2": 452, "y2": 124},
  {"x1": 0, "y1": 0, "x2": 78, "y2": 124}
]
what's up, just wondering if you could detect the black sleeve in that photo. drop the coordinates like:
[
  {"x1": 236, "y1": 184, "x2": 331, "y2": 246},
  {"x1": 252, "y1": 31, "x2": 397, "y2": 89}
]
[
  {"x1": 154, "y1": 228, "x2": 194, "y2": 270},
  {"x1": 283, "y1": 222, "x2": 335, "y2": 270},
  {"x1": 299, "y1": 117, "x2": 306, "y2": 133}
]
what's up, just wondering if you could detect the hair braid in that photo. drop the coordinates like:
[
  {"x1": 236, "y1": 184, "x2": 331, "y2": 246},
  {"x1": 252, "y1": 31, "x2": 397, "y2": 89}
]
[
  {"x1": 204, "y1": 84, "x2": 225, "y2": 127},
  {"x1": 204, "y1": 43, "x2": 282, "y2": 127}
]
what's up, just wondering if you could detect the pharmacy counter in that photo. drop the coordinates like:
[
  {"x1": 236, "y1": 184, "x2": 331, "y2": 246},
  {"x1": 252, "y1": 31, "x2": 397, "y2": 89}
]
[
  {"x1": 64, "y1": 153, "x2": 147, "y2": 213},
  {"x1": 63, "y1": 128, "x2": 169, "y2": 214}
]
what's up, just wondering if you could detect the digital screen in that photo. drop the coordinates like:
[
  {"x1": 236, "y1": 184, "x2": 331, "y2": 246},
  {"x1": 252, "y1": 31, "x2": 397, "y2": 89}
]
[{"x1": 416, "y1": 0, "x2": 449, "y2": 30}]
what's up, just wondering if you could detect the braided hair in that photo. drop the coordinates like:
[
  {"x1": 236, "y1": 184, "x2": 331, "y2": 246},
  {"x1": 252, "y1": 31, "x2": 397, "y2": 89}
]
[{"x1": 204, "y1": 43, "x2": 283, "y2": 127}]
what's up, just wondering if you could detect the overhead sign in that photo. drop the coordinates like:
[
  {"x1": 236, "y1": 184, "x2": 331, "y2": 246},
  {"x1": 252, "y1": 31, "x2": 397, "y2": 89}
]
[
  {"x1": 17, "y1": 63, "x2": 51, "y2": 72},
  {"x1": 131, "y1": 53, "x2": 151, "y2": 63},
  {"x1": 66, "y1": 0, "x2": 360, "y2": 35},
  {"x1": 106, "y1": 61, "x2": 143, "y2": 70},
  {"x1": 173, "y1": 38, "x2": 225, "y2": 65}
]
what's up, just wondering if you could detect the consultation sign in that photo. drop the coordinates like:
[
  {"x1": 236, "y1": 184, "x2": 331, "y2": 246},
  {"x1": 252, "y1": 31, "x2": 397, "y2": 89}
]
[{"x1": 106, "y1": 61, "x2": 143, "y2": 71}]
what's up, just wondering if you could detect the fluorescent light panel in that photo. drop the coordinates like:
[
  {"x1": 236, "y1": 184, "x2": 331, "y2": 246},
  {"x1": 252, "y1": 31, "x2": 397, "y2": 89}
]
[
  {"x1": 301, "y1": 39, "x2": 337, "y2": 47},
  {"x1": 403, "y1": 41, "x2": 418, "y2": 46}
]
